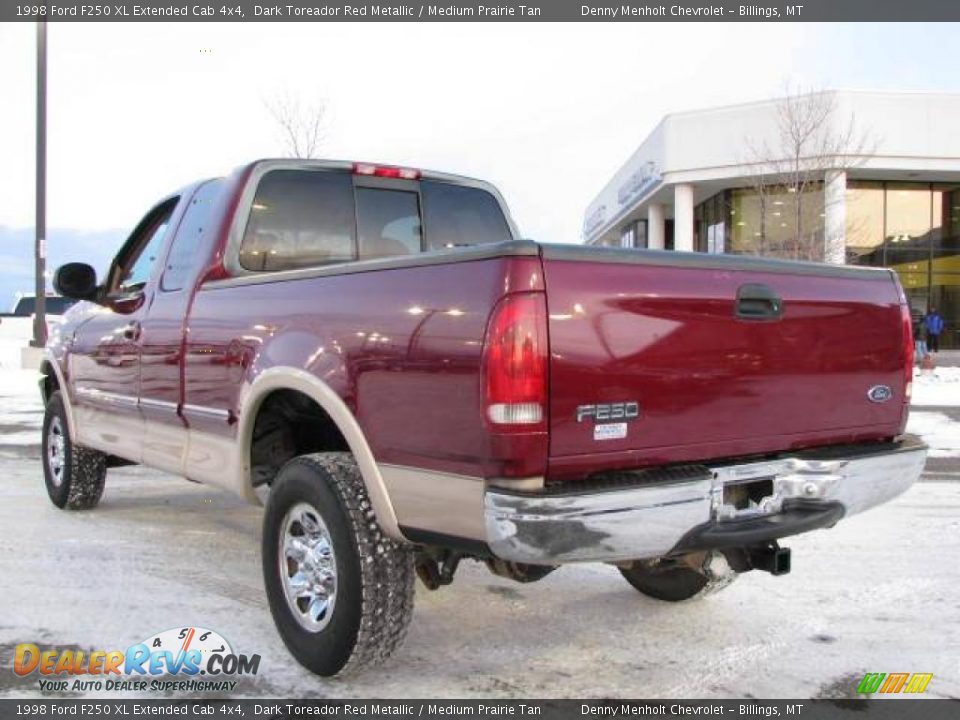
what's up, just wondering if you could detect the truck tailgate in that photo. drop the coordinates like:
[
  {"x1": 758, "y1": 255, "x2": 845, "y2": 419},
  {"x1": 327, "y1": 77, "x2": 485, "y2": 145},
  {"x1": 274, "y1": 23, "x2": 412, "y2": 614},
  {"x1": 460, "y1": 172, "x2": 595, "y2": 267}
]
[{"x1": 541, "y1": 246, "x2": 908, "y2": 479}]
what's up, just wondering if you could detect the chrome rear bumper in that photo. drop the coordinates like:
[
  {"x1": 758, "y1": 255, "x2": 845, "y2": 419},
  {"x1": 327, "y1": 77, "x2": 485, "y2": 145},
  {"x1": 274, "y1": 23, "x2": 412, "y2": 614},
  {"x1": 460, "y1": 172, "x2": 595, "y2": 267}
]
[{"x1": 484, "y1": 436, "x2": 927, "y2": 564}]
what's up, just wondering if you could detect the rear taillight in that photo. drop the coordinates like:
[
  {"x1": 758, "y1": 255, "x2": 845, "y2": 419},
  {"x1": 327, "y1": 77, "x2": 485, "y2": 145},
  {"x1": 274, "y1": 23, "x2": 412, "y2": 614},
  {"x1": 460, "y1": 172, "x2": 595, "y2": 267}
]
[
  {"x1": 893, "y1": 275, "x2": 913, "y2": 402},
  {"x1": 902, "y1": 301, "x2": 913, "y2": 401},
  {"x1": 353, "y1": 162, "x2": 421, "y2": 180},
  {"x1": 482, "y1": 293, "x2": 548, "y2": 430}
]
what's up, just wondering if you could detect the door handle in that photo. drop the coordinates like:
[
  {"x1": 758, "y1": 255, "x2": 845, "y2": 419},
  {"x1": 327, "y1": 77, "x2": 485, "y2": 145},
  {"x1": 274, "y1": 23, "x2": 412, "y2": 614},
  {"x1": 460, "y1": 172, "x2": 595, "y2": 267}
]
[
  {"x1": 735, "y1": 284, "x2": 783, "y2": 320},
  {"x1": 122, "y1": 321, "x2": 142, "y2": 340}
]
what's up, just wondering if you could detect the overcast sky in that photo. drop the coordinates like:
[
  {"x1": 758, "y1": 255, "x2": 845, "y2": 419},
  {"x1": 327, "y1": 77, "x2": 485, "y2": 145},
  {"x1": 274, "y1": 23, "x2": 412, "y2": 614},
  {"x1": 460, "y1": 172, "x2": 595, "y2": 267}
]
[{"x1": 1, "y1": 22, "x2": 958, "y2": 245}]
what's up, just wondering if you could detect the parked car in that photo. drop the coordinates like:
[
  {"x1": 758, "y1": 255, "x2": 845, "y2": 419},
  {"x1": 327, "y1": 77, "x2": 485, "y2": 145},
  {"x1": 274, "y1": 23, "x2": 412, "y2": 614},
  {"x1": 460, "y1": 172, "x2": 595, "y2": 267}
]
[
  {"x1": 8, "y1": 294, "x2": 77, "y2": 317},
  {"x1": 42, "y1": 159, "x2": 926, "y2": 676},
  {"x1": 0, "y1": 293, "x2": 76, "y2": 332}
]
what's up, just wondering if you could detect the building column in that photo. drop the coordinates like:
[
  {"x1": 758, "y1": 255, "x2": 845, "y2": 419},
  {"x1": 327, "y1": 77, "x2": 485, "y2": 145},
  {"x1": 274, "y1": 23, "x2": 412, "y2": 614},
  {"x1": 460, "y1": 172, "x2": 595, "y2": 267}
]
[
  {"x1": 674, "y1": 183, "x2": 695, "y2": 252},
  {"x1": 824, "y1": 170, "x2": 847, "y2": 265},
  {"x1": 647, "y1": 203, "x2": 665, "y2": 250}
]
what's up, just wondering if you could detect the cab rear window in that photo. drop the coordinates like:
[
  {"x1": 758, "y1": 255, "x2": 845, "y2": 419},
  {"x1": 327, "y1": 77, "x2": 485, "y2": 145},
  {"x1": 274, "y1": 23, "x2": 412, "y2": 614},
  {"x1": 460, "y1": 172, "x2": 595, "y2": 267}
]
[
  {"x1": 421, "y1": 180, "x2": 512, "y2": 250},
  {"x1": 239, "y1": 169, "x2": 511, "y2": 272},
  {"x1": 356, "y1": 188, "x2": 422, "y2": 260}
]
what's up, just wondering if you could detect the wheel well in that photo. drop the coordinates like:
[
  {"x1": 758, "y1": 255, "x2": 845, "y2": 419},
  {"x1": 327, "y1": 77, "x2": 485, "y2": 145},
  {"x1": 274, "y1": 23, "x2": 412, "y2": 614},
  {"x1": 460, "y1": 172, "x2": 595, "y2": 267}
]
[
  {"x1": 39, "y1": 362, "x2": 59, "y2": 403},
  {"x1": 249, "y1": 389, "x2": 349, "y2": 488}
]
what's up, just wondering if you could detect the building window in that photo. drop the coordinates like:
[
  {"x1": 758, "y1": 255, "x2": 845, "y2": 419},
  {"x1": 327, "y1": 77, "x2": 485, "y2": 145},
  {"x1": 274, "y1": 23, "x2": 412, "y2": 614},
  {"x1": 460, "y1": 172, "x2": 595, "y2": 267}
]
[
  {"x1": 694, "y1": 191, "x2": 729, "y2": 254},
  {"x1": 844, "y1": 181, "x2": 885, "y2": 266},
  {"x1": 692, "y1": 180, "x2": 958, "y2": 347},
  {"x1": 844, "y1": 181, "x2": 960, "y2": 349},
  {"x1": 726, "y1": 185, "x2": 824, "y2": 258},
  {"x1": 694, "y1": 203, "x2": 705, "y2": 252},
  {"x1": 709, "y1": 192, "x2": 727, "y2": 254},
  {"x1": 635, "y1": 220, "x2": 648, "y2": 249},
  {"x1": 617, "y1": 220, "x2": 648, "y2": 249},
  {"x1": 886, "y1": 183, "x2": 933, "y2": 245}
]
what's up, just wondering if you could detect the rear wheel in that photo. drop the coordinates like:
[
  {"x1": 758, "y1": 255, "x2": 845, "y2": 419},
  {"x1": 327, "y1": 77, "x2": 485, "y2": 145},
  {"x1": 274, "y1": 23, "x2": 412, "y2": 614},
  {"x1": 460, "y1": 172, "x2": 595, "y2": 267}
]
[
  {"x1": 42, "y1": 391, "x2": 107, "y2": 510},
  {"x1": 619, "y1": 552, "x2": 735, "y2": 602},
  {"x1": 262, "y1": 452, "x2": 415, "y2": 677}
]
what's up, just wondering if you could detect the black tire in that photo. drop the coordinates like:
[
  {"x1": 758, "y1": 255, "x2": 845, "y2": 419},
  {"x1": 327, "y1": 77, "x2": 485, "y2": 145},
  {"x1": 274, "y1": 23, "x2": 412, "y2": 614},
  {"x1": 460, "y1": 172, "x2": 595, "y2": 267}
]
[
  {"x1": 42, "y1": 391, "x2": 107, "y2": 510},
  {"x1": 619, "y1": 557, "x2": 712, "y2": 602},
  {"x1": 262, "y1": 452, "x2": 415, "y2": 677}
]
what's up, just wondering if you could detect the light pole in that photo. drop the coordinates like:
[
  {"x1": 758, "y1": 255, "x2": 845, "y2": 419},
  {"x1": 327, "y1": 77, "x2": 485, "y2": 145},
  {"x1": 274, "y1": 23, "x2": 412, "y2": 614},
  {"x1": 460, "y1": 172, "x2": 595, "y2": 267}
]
[{"x1": 32, "y1": 20, "x2": 47, "y2": 348}]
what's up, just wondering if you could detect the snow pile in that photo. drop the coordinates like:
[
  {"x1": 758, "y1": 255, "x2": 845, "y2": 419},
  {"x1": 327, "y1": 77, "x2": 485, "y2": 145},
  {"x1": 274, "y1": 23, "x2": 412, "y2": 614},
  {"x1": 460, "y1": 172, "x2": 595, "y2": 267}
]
[
  {"x1": 0, "y1": 366, "x2": 43, "y2": 445},
  {"x1": 912, "y1": 366, "x2": 960, "y2": 407},
  {"x1": 905, "y1": 411, "x2": 960, "y2": 458},
  {"x1": 0, "y1": 317, "x2": 32, "y2": 371},
  {"x1": 0, "y1": 319, "x2": 44, "y2": 445}
]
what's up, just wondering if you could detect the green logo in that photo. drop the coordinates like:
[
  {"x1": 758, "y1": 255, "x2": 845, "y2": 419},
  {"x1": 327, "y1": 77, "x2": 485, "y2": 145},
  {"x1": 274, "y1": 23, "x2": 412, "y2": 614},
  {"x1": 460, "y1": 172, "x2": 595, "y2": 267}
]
[{"x1": 857, "y1": 672, "x2": 932, "y2": 694}]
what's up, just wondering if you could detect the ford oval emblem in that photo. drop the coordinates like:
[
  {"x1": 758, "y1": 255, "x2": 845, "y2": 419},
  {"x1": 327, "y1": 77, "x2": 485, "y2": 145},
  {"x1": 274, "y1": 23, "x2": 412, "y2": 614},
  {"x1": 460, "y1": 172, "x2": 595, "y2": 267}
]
[{"x1": 867, "y1": 385, "x2": 893, "y2": 403}]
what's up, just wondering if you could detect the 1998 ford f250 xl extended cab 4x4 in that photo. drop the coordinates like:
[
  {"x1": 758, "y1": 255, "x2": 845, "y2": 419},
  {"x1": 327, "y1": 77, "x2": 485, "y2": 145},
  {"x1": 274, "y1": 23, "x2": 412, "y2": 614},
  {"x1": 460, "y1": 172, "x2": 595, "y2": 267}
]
[{"x1": 42, "y1": 159, "x2": 927, "y2": 676}]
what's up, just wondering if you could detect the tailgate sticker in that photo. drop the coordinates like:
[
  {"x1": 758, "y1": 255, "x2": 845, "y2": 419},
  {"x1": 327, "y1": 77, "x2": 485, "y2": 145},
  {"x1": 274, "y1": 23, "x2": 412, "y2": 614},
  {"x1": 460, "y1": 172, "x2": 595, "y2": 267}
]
[{"x1": 594, "y1": 423, "x2": 628, "y2": 441}]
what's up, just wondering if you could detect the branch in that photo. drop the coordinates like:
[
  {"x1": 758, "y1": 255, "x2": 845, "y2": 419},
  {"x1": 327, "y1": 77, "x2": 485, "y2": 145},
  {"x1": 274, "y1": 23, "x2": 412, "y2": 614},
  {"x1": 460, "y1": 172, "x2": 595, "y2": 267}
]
[{"x1": 264, "y1": 92, "x2": 327, "y2": 159}]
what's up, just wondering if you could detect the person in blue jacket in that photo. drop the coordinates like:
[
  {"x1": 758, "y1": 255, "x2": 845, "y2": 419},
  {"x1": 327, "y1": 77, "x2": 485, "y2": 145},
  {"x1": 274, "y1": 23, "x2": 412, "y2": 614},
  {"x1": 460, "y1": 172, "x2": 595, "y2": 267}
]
[{"x1": 924, "y1": 307, "x2": 945, "y2": 352}]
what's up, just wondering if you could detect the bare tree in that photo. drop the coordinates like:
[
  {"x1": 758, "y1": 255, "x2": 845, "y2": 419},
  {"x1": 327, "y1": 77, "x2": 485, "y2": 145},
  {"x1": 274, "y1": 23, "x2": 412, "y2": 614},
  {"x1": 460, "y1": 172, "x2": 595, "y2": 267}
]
[
  {"x1": 265, "y1": 92, "x2": 327, "y2": 159},
  {"x1": 742, "y1": 86, "x2": 876, "y2": 262}
]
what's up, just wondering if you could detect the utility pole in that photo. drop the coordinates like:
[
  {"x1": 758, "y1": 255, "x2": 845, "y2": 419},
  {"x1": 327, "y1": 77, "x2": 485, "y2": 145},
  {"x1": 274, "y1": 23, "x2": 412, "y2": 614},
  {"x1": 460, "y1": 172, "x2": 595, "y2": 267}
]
[{"x1": 32, "y1": 20, "x2": 48, "y2": 348}]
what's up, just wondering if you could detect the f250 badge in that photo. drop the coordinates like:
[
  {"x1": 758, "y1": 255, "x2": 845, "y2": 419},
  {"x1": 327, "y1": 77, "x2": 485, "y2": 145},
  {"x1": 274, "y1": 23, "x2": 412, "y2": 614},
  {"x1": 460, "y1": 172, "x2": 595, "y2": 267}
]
[{"x1": 576, "y1": 402, "x2": 640, "y2": 441}]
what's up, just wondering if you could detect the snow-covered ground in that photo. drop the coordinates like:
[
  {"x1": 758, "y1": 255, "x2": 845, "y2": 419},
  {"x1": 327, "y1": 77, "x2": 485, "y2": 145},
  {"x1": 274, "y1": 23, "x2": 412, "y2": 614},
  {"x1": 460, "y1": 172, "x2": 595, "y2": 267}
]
[
  {"x1": 907, "y1": 412, "x2": 960, "y2": 458},
  {"x1": 0, "y1": 448, "x2": 958, "y2": 699},
  {"x1": 0, "y1": 320, "x2": 44, "y2": 446},
  {"x1": 0, "y1": 317, "x2": 32, "y2": 370},
  {"x1": 912, "y1": 365, "x2": 960, "y2": 407},
  {"x1": 905, "y1": 366, "x2": 960, "y2": 457}
]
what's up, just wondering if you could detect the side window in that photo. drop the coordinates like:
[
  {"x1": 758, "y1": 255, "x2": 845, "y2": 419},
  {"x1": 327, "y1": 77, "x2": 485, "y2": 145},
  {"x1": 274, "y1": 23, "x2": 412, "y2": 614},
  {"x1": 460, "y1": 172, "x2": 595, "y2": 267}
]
[
  {"x1": 421, "y1": 181, "x2": 512, "y2": 250},
  {"x1": 240, "y1": 170, "x2": 355, "y2": 271},
  {"x1": 356, "y1": 188, "x2": 422, "y2": 260},
  {"x1": 121, "y1": 223, "x2": 168, "y2": 291},
  {"x1": 114, "y1": 202, "x2": 177, "y2": 294},
  {"x1": 162, "y1": 180, "x2": 223, "y2": 291}
]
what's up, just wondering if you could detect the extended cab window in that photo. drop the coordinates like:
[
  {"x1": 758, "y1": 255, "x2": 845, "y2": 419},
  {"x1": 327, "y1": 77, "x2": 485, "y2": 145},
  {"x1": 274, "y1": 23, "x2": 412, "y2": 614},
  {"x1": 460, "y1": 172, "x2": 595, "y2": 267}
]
[
  {"x1": 240, "y1": 170, "x2": 354, "y2": 271},
  {"x1": 162, "y1": 179, "x2": 223, "y2": 291},
  {"x1": 421, "y1": 181, "x2": 512, "y2": 249}
]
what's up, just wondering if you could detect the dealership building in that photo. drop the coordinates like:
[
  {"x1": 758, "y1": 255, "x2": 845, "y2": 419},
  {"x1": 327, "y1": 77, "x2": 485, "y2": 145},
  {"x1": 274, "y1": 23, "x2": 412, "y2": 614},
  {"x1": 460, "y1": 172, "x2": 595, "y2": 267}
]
[{"x1": 583, "y1": 90, "x2": 960, "y2": 348}]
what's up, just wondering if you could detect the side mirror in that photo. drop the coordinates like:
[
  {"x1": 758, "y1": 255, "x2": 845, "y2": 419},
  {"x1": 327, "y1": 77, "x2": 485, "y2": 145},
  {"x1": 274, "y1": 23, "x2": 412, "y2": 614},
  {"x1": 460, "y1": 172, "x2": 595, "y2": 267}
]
[{"x1": 53, "y1": 263, "x2": 99, "y2": 301}]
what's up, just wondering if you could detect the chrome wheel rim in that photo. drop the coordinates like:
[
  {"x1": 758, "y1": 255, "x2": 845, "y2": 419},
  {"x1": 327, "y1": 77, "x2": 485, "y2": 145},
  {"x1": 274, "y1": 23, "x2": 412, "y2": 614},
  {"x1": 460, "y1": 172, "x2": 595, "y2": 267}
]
[
  {"x1": 279, "y1": 502, "x2": 338, "y2": 632},
  {"x1": 47, "y1": 416, "x2": 66, "y2": 487}
]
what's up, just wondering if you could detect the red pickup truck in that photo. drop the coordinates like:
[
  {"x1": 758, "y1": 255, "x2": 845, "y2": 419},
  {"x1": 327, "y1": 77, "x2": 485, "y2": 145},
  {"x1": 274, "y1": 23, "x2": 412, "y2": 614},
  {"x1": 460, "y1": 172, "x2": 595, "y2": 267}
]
[{"x1": 42, "y1": 159, "x2": 926, "y2": 677}]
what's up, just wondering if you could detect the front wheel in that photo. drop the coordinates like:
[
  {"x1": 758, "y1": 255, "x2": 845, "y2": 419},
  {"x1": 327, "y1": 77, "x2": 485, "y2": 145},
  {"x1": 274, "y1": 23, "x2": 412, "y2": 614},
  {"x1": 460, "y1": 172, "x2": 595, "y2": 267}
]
[
  {"x1": 261, "y1": 452, "x2": 415, "y2": 677},
  {"x1": 42, "y1": 391, "x2": 107, "y2": 510}
]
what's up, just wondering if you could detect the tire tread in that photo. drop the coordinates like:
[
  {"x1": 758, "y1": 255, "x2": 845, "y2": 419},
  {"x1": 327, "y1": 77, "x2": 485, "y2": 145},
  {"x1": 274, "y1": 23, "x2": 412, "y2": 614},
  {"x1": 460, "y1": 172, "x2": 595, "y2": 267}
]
[
  {"x1": 286, "y1": 452, "x2": 415, "y2": 675},
  {"x1": 43, "y1": 391, "x2": 107, "y2": 510},
  {"x1": 66, "y1": 445, "x2": 107, "y2": 509}
]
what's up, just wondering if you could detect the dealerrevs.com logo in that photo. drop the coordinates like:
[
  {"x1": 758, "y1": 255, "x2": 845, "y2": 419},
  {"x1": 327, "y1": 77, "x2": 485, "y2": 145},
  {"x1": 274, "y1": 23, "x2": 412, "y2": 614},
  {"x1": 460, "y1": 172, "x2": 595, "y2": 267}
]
[{"x1": 14, "y1": 627, "x2": 261, "y2": 693}]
